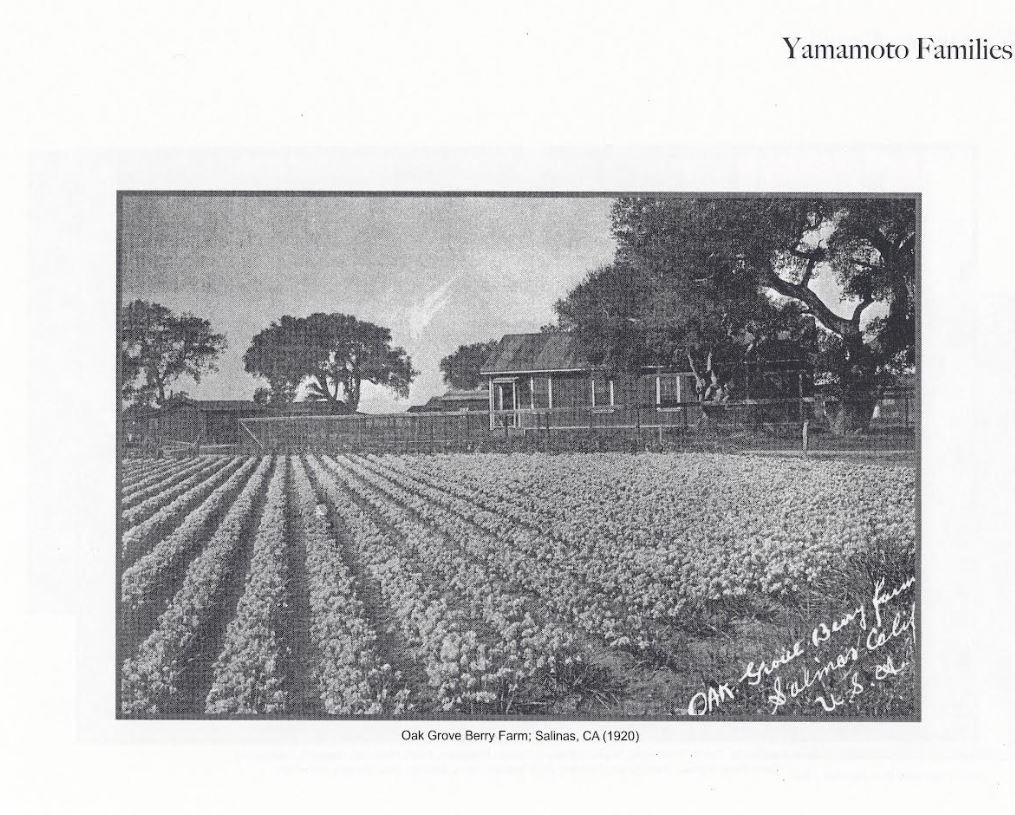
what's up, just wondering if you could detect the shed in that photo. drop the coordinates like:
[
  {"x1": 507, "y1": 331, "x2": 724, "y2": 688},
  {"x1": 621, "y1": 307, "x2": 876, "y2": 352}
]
[
  {"x1": 407, "y1": 388, "x2": 490, "y2": 413},
  {"x1": 150, "y1": 399, "x2": 267, "y2": 446}
]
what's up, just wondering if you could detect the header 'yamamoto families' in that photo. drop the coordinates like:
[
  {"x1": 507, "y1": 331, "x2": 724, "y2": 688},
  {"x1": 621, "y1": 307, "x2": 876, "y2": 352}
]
[{"x1": 783, "y1": 37, "x2": 1013, "y2": 60}]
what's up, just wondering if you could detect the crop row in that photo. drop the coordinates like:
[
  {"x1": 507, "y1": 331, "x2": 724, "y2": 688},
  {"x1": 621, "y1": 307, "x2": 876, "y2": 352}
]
[
  {"x1": 304, "y1": 455, "x2": 494, "y2": 711},
  {"x1": 355, "y1": 453, "x2": 915, "y2": 641},
  {"x1": 122, "y1": 456, "x2": 228, "y2": 512},
  {"x1": 121, "y1": 458, "x2": 186, "y2": 490},
  {"x1": 120, "y1": 457, "x2": 247, "y2": 566},
  {"x1": 338, "y1": 454, "x2": 653, "y2": 650},
  {"x1": 122, "y1": 457, "x2": 236, "y2": 527},
  {"x1": 290, "y1": 457, "x2": 411, "y2": 714},
  {"x1": 359, "y1": 452, "x2": 706, "y2": 631},
  {"x1": 205, "y1": 458, "x2": 290, "y2": 714},
  {"x1": 380, "y1": 452, "x2": 916, "y2": 596},
  {"x1": 121, "y1": 456, "x2": 273, "y2": 714},
  {"x1": 311, "y1": 455, "x2": 578, "y2": 712},
  {"x1": 121, "y1": 457, "x2": 260, "y2": 613}
]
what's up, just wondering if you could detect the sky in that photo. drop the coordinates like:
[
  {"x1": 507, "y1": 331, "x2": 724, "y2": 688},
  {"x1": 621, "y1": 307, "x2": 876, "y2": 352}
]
[
  {"x1": 119, "y1": 194, "x2": 876, "y2": 414},
  {"x1": 120, "y1": 195, "x2": 618, "y2": 412}
]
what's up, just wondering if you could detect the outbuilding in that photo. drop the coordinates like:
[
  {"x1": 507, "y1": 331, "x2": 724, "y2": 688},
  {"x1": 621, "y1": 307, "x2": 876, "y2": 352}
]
[{"x1": 148, "y1": 399, "x2": 268, "y2": 446}]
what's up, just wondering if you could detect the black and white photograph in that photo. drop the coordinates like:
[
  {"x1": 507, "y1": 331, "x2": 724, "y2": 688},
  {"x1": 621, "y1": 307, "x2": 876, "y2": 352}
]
[{"x1": 117, "y1": 193, "x2": 918, "y2": 719}]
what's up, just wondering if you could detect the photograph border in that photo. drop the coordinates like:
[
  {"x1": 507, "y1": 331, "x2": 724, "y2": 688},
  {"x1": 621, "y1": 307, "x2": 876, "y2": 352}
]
[{"x1": 115, "y1": 190, "x2": 921, "y2": 722}]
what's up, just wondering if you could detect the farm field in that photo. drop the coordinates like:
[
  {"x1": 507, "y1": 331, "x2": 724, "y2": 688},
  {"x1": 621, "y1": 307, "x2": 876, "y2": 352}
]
[{"x1": 118, "y1": 452, "x2": 917, "y2": 718}]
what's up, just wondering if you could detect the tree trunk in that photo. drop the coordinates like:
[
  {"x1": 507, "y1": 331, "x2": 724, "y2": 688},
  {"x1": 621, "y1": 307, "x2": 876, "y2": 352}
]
[
  {"x1": 348, "y1": 375, "x2": 361, "y2": 413},
  {"x1": 826, "y1": 396, "x2": 877, "y2": 435}
]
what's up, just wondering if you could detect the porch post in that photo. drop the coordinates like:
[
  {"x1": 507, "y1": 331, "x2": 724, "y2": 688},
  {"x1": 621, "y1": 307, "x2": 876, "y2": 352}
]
[
  {"x1": 530, "y1": 376, "x2": 535, "y2": 410},
  {"x1": 488, "y1": 378, "x2": 495, "y2": 430},
  {"x1": 547, "y1": 376, "x2": 553, "y2": 409}
]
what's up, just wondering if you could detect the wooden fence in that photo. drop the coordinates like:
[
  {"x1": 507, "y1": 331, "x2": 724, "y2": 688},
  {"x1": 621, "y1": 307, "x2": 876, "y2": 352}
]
[{"x1": 236, "y1": 394, "x2": 916, "y2": 455}]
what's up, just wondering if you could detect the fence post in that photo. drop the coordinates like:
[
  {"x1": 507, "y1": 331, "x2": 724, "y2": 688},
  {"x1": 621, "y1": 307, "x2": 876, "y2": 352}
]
[{"x1": 802, "y1": 419, "x2": 809, "y2": 457}]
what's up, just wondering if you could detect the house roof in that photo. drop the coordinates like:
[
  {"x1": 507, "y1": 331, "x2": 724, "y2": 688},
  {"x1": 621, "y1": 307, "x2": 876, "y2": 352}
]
[
  {"x1": 405, "y1": 388, "x2": 489, "y2": 413},
  {"x1": 439, "y1": 388, "x2": 489, "y2": 402},
  {"x1": 480, "y1": 333, "x2": 596, "y2": 374}
]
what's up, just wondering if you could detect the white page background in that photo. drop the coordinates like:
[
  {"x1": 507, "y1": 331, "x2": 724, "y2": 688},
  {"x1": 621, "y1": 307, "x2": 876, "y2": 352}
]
[{"x1": 2, "y1": 2, "x2": 1011, "y2": 813}]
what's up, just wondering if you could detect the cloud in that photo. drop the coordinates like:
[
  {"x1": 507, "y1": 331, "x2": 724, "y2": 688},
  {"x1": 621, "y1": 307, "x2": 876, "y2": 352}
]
[{"x1": 406, "y1": 277, "x2": 455, "y2": 341}]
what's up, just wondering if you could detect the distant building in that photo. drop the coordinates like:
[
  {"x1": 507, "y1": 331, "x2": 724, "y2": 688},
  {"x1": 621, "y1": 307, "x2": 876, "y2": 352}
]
[
  {"x1": 146, "y1": 397, "x2": 352, "y2": 446},
  {"x1": 407, "y1": 388, "x2": 490, "y2": 413},
  {"x1": 269, "y1": 400, "x2": 354, "y2": 417},
  {"x1": 148, "y1": 399, "x2": 267, "y2": 446},
  {"x1": 122, "y1": 404, "x2": 157, "y2": 449}
]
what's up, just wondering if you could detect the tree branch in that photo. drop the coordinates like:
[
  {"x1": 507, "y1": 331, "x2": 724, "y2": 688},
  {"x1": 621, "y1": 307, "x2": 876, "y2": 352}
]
[
  {"x1": 851, "y1": 296, "x2": 874, "y2": 323},
  {"x1": 801, "y1": 257, "x2": 817, "y2": 288},
  {"x1": 315, "y1": 372, "x2": 332, "y2": 401},
  {"x1": 759, "y1": 262, "x2": 858, "y2": 339}
]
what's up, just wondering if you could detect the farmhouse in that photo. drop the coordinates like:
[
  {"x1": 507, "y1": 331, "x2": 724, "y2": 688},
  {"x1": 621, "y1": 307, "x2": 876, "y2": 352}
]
[
  {"x1": 479, "y1": 331, "x2": 816, "y2": 429},
  {"x1": 479, "y1": 332, "x2": 699, "y2": 428}
]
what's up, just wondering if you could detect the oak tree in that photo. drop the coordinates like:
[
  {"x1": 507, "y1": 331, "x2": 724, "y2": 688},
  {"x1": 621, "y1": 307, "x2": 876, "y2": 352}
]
[
  {"x1": 120, "y1": 300, "x2": 227, "y2": 407},
  {"x1": 557, "y1": 198, "x2": 916, "y2": 430},
  {"x1": 244, "y1": 313, "x2": 416, "y2": 412},
  {"x1": 439, "y1": 339, "x2": 500, "y2": 390}
]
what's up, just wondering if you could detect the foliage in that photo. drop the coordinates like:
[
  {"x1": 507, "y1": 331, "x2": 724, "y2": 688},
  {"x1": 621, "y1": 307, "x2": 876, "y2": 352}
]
[
  {"x1": 253, "y1": 381, "x2": 296, "y2": 408},
  {"x1": 120, "y1": 452, "x2": 915, "y2": 718},
  {"x1": 120, "y1": 300, "x2": 227, "y2": 407},
  {"x1": 439, "y1": 339, "x2": 499, "y2": 390},
  {"x1": 556, "y1": 198, "x2": 916, "y2": 425},
  {"x1": 244, "y1": 313, "x2": 417, "y2": 412},
  {"x1": 122, "y1": 457, "x2": 273, "y2": 714},
  {"x1": 554, "y1": 260, "x2": 811, "y2": 401}
]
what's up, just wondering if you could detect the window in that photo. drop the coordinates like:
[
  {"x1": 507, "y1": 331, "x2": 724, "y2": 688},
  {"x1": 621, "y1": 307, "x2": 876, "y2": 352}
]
[
  {"x1": 516, "y1": 377, "x2": 532, "y2": 410},
  {"x1": 552, "y1": 375, "x2": 585, "y2": 410},
  {"x1": 591, "y1": 374, "x2": 613, "y2": 407},
  {"x1": 532, "y1": 376, "x2": 551, "y2": 408},
  {"x1": 614, "y1": 374, "x2": 638, "y2": 407},
  {"x1": 658, "y1": 375, "x2": 682, "y2": 408},
  {"x1": 657, "y1": 374, "x2": 697, "y2": 407}
]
